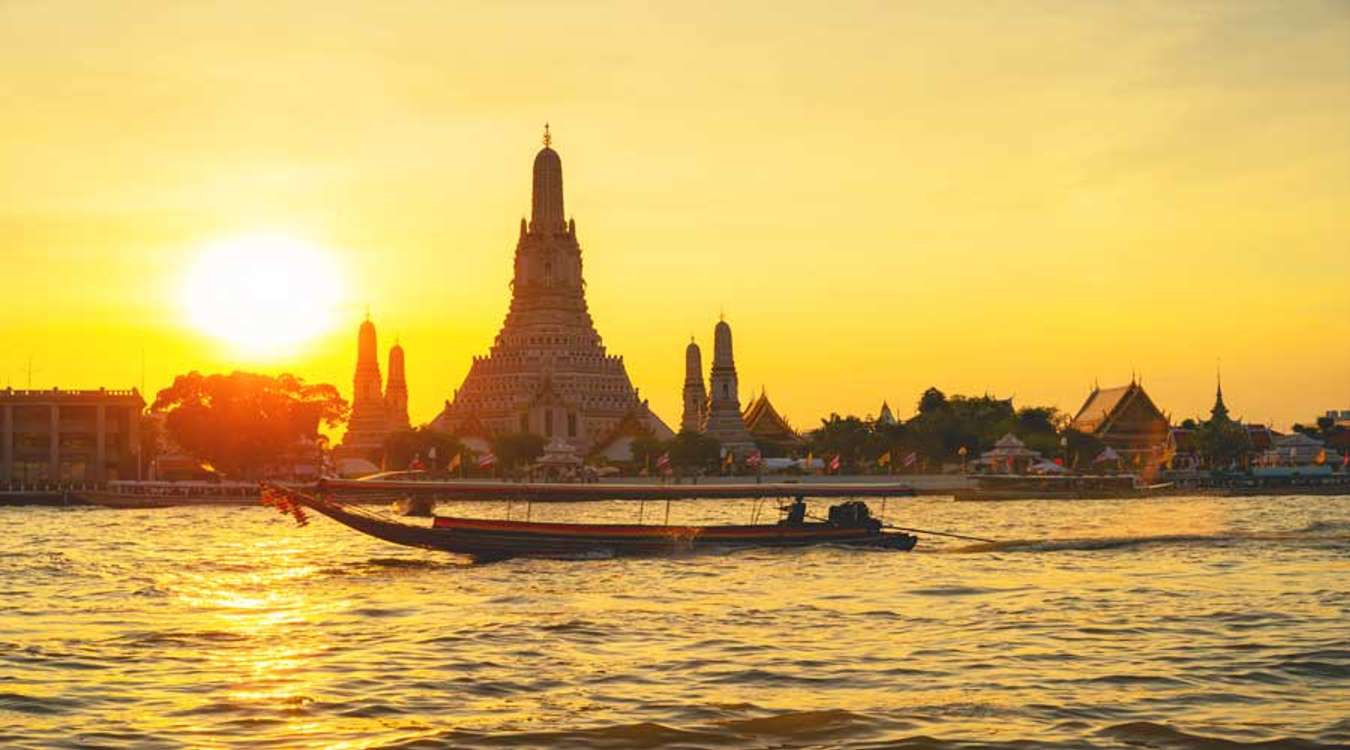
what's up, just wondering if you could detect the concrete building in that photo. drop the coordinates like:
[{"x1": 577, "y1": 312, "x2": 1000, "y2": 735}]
[
  {"x1": 432, "y1": 127, "x2": 673, "y2": 451},
  {"x1": 1, "y1": 387, "x2": 144, "y2": 483}
]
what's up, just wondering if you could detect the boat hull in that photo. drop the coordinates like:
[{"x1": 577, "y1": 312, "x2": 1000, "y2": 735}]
[{"x1": 288, "y1": 491, "x2": 917, "y2": 560}]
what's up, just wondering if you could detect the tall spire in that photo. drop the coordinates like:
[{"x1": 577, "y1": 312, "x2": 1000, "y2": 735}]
[
  {"x1": 339, "y1": 316, "x2": 389, "y2": 460},
  {"x1": 385, "y1": 340, "x2": 410, "y2": 431},
  {"x1": 1210, "y1": 367, "x2": 1229, "y2": 423},
  {"x1": 531, "y1": 125, "x2": 565, "y2": 232},
  {"x1": 682, "y1": 338, "x2": 707, "y2": 432}
]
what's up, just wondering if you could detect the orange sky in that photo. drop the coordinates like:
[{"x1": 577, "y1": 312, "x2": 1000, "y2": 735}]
[{"x1": 2, "y1": 1, "x2": 1348, "y2": 432}]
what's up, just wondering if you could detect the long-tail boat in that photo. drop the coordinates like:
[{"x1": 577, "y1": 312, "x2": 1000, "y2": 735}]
[{"x1": 261, "y1": 483, "x2": 918, "y2": 561}]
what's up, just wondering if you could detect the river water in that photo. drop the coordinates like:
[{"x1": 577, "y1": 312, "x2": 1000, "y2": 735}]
[{"x1": 1, "y1": 495, "x2": 1346, "y2": 749}]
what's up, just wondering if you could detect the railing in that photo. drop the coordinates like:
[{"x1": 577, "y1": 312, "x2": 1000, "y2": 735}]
[
  {"x1": 0, "y1": 388, "x2": 142, "y2": 400},
  {"x1": 0, "y1": 480, "x2": 106, "y2": 493}
]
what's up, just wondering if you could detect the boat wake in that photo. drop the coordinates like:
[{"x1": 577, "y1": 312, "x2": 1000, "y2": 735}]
[{"x1": 936, "y1": 527, "x2": 1350, "y2": 555}]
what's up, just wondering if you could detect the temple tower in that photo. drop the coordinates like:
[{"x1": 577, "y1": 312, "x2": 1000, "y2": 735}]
[
  {"x1": 385, "y1": 340, "x2": 411, "y2": 432},
  {"x1": 1209, "y1": 371, "x2": 1230, "y2": 423},
  {"x1": 681, "y1": 338, "x2": 707, "y2": 432},
  {"x1": 432, "y1": 127, "x2": 674, "y2": 450},
  {"x1": 702, "y1": 318, "x2": 755, "y2": 455},
  {"x1": 339, "y1": 316, "x2": 390, "y2": 458}
]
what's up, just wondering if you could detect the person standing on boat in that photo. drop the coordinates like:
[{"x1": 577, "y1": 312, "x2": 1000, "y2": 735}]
[{"x1": 782, "y1": 496, "x2": 807, "y2": 526}]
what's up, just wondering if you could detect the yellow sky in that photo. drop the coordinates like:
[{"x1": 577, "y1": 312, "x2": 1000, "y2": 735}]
[{"x1": 2, "y1": 1, "x2": 1348, "y2": 432}]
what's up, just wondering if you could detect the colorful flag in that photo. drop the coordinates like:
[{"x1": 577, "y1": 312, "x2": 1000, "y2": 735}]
[
  {"x1": 448, "y1": 452, "x2": 462, "y2": 471},
  {"x1": 1316, "y1": 449, "x2": 1327, "y2": 465},
  {"x1": 829, "y1": 454, "x2": 842, "y2": 473},
  {"x1": 656, "y1": 452, "x2": 671, "y2": 471},
  {"x1": 903, "y1": 451, "x2": 917, "y2": 467},
  {"x1": 723, "y1": 451, "x2": 734, "y2": 467},
  {"x1": 746, "y1": 450, "x2": 762, "y2": 468},
  {"x1": 477, "y1": 452, "x2": 497, "y2": 469},
  {"x1": 878, "y1": 451, "x2": 891, "y2": 466}
]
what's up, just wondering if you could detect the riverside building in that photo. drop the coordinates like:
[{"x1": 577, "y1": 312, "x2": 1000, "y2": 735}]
[{"x1": 0, "y1": 387, "x2": 144, "y2": 482}]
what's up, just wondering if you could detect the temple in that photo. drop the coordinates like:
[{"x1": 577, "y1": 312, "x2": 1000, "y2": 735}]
[
  {"x1": 741, "y1": 388, "x2": 803, "y2": 456},
  {"x1": 1069, "y1": 380, "x2": 1170, "y2": 469},
  {"x1": 700, "y1": 319, "x2": 756, "y2": 456},
  {"x1": 385, "y1": 340, "x2": 411, "y2": 432},
  {"x1": 432, "y1": 128, "x2": 673, "y2": 452},
  {"x1": 681, "y1": 338, "x2": 707, "y2": 432},
  {"x1": 337, "y1": 317, "x2": 412, "y2": 464}
]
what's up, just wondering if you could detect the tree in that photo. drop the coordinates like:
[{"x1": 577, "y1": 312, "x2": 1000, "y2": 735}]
[
  {"x1": 808, "y1": 413, "x2": 880, "y2": 471},
  {"x1": 1198, "y1": 418, "x2": 1251, "y2": 470},
  {"x1": 668, "y1": 429, "x2": 721, "y2": 475},
  {"x1": 1013, "y1": 406, "x2": 1064, "y2": 457},
  {"x1": 628, "y1": 433, "x2": 667, "y2": 470},
  {"x1": 1062, "y1": 428, "x2": 1104, "y2": 471},
  {"x1": 491, "y1": 432, "x2": 546, "y2": 473},
  {"x1": 384, "y1": 427, "x2": 463, "y2": 472},
  {"x1": 152, "y1": 371, "x2": 348, "y2": 478},
  {"x1": 917, "y1": 387, "x2": 948, "y2": 416}
]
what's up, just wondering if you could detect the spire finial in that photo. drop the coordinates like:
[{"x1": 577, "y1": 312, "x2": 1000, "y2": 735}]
[
  {"x1": 543, "y1": 122, "x2": 551, "y2": 148},
  {"x1": 365, "y1": 304, "x2": 371, "y2": 321}
]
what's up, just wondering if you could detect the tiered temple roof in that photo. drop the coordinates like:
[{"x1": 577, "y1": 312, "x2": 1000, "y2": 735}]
[{"x1": 741, "y1": 389, "x2": 803, "y2": 453}]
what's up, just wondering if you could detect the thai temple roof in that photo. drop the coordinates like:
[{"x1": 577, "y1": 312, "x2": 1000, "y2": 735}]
[
  {"x1": 741, "y1": 389, "x2": 802, "y2": 443},
  {"x1": 1070, "y1": 385, "x2": 1134, "y2": 433}
]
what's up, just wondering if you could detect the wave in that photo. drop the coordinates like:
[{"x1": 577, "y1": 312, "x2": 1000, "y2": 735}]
[
  {"x1": 1097, "y1": 721, "x2": 1329, "y2": 749},
  {"x1": 368, "y1": 712, "x2": 1342, "y2": 750},
  {"x1": 938, "y1": 528, "x2": 1350, "y2": 554}
]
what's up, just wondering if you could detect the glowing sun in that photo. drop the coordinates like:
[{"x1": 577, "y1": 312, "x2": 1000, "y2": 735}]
[{"x1": 181, "y1": 233, "x2": 345, "y2": 356}]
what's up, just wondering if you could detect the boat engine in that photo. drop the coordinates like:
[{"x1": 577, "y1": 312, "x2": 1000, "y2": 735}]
[{"x1": 827, "y1": 501, "x2": 881, "y2": 531}]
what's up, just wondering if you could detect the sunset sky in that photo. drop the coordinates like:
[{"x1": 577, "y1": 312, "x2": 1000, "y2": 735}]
[{"x1": 3, "y1": 1, "x2": 1347, "y2": 432}]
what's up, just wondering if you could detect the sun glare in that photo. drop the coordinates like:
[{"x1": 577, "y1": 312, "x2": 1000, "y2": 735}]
[{"x1": 181, "y1": 233, "x2": 345, "y2": 357}]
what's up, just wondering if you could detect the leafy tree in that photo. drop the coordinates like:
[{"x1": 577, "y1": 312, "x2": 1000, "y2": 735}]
[
  {"x1": 668, "y1": 429, "x2": 721, "y2": 475},
  {"x1": 627, "y1": 433, "x2": 667, "y2": 471},
  {"x1": 1013, "y1": 406, "x2": 1064, "y2": 457},
  {"x1": 917, "y1": 387, "x2": 948, "y2": 416},
  {"x1": 808, "y1": 413, "x2": 880, "y2": 471},
  {"x1": 1198, "y1": 418, "x2": 1251, "y2": 470},
  {"x1": 1062, "y1": 429, "x2": 1105, "y2": 471},
  {"x1": 384, "y1": 427, "x2": 463, "y2": 472},
  {"x1": 491, "y1": 432, "x2": 546, "y2": 472},
  {"x1": 152, "y1": 371, "x2": 347, "y2": 478}
]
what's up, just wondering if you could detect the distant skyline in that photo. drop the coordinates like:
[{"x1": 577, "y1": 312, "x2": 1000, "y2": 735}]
[{"x1": 3, "y1": 1, "x2": 1348, "y2": 431}]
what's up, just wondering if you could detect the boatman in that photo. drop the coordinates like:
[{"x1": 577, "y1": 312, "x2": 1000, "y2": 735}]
[{"x1": 782, "y1": 496, "x2": 807, "y2": 526}]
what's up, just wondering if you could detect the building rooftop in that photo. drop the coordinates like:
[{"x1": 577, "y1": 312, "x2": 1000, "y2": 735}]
[{"x1": 1, "y1": 387, "x2": 144, "y2": 404}]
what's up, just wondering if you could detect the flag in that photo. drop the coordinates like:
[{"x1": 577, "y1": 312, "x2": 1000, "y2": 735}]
[
  {"x1": 903, "y1": 451, "x2": 917, "y2": 467},
  {"x1": 723, "y1": 451, "x2": 734, "y2": 467},
  {"x1": 1316, "y1": 449, "x2": 1327, "y2": 465},
  {"x1": 477, "y1": 452, "x2": 497, "y2": 469},
  {"x1": 746, "y1": 450, "x2": 762, "y2": 468},
  {"x1": 829, "y1": 454, "x2": 841, "y2": 472},
  {"x1": 448, "y1": 452, "x2": 462, "y2": 471},
  {"x1": 878, "y1": 451, "x2": 891, "y2": 467},
  {"x1": 656, "y1": 452, "x2": 671, "y2": 471}
]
